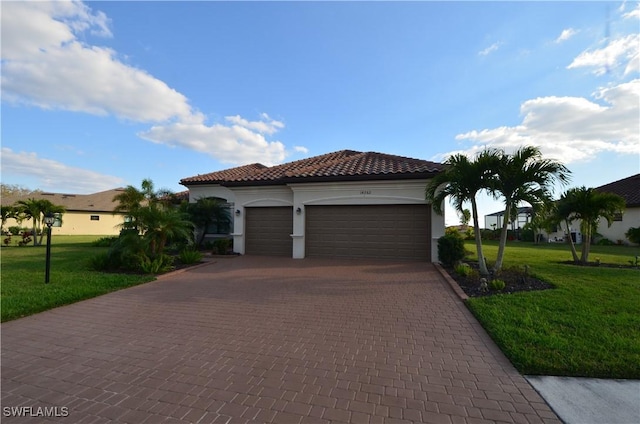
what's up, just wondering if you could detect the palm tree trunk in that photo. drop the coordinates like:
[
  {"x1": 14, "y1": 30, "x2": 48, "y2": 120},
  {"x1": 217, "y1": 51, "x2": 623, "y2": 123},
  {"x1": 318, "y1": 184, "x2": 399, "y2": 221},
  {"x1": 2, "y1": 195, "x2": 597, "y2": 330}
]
[
  {"x1": 471, "y1": 199, "x2": 489, "y2": 276},
  {"x1": 565, "y1": 220, "x2": 580, "y2": 262},
  {"x1": 580, "y1": 222, "x2": 591, "y2": 263},
  {"x1": 494, "y1": 204, "x2": 511, "y2": 272}
]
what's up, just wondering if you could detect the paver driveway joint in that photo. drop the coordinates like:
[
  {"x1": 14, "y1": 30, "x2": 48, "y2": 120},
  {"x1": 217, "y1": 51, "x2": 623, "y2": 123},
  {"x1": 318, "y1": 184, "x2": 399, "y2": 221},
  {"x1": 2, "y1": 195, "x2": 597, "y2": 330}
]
[{"x1": 1, "y1": 256, "x2": 560, "y2": 423}]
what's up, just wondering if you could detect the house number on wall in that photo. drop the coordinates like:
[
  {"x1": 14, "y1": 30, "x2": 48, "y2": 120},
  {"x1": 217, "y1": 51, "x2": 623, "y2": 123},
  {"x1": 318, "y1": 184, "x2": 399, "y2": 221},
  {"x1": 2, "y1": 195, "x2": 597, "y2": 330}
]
[{"x1": 360, "y1": 190, "x2": 371, "y2": 195}]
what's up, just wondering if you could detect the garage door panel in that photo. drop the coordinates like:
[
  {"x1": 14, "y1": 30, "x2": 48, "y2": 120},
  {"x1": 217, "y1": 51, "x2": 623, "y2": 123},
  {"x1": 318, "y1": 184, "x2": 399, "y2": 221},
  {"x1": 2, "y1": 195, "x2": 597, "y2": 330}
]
[
  {"x1": 245, "y1": 207, "x2": 293, "y2": 256},
  {"x1": 306, "y1": 205, "x2": 431, "y2": 261}
]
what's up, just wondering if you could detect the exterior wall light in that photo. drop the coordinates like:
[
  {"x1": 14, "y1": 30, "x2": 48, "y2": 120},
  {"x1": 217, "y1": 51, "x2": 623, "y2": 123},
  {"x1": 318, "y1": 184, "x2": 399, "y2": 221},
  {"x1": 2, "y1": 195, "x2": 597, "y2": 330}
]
[
  {"x1": 296, "y1": 207, "x2": 302, "y2": 215},
  {"x1": 235, "y1": 209, "x2": 241, "y2": 216}
]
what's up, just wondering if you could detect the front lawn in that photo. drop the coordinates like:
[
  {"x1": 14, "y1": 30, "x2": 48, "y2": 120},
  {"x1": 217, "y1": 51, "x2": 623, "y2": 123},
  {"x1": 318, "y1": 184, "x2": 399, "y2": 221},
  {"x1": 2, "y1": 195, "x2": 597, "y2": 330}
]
[
  {"x1": 1, "y1": 236, "x2": 154, "y2": 322},
  {"x1": 463, "y1": 240, "x2": 640, "y2": 379}
]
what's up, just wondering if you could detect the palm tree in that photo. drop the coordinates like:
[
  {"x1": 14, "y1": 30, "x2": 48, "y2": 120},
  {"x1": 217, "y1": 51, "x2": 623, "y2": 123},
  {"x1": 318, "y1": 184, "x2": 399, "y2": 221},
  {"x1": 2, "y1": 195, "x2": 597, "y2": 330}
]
[
  {"x1": 14, "y1": 198, "x2": 65, "y2": 245},
  {"x1": 555, "y1": 187, "x2": 626, "y2": 263},
  {"x1": 490, "y1": 146, "x2": 571, "y2": 272},
  {"x1": 113, "y1": 178, "x2": 174, "y2": 231},
  {"x1": 184, "y1": 197, "x2": 231, "y2": 247},
  {"x1": 137, "y1": 204, "x2": 194, "y2": 257},
  {"x1": 426, "y1": 149, "x2": 501, "y2": 276}
]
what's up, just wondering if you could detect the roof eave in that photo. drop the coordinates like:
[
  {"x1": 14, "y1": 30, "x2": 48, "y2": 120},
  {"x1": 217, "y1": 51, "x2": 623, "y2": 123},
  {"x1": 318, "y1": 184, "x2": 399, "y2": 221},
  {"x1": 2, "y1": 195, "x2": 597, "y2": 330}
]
[{"x1": 221, "y1": 171, "x2": 443, "y2": 187}]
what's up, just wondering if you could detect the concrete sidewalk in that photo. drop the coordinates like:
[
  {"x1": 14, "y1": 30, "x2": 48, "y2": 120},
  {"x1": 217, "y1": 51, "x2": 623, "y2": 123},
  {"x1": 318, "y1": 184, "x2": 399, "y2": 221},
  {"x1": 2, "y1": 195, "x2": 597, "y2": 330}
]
[{"x1": 527, "y1": 376, "x2": 640, "y2": 424}]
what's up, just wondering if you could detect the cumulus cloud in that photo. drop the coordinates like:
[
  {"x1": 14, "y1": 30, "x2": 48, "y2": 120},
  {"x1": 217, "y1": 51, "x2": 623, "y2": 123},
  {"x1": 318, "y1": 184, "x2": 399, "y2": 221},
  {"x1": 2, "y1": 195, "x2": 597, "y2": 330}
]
[
  {"x1": 451, "y1": 79, "x2": 640, "y2": 164},
  {"x1": 568, "y1": 33, "x2": 640, "y2": 76},
  {"x1": 1, "y1": 1, "x2": 196, "y2": 123},
  {"x1": 1, "y1": 148, "x2": 125, "y2": 193},
  {"x1": 139, "y1": 115, "x2": 287, "y2": 166},
  {"x1": 478, "y1": 42, "x2": 502, "y2": 56},
  {"x1": 555, "y1": 28, "x2": 578, "y2": 43},
  {"x1": 1, "y1": 0, "x2": 290, "y2": 166},
  {"x1": 294, "y1": 146, "x2": 310, "y2": 154}
]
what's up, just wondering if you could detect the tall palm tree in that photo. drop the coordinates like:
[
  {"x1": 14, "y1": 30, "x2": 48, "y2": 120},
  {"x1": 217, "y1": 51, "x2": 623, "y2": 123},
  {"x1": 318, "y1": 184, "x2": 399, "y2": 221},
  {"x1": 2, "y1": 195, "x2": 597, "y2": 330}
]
[
  {"x1": 426, "y1": 149, "x2": 501, "y2": 276},
  {"x1": 491, "y1": 146, "x2": 571, "y2": 272},
  {"x1": 555, "y1": 187, "x2": 626, "y2": 264}
]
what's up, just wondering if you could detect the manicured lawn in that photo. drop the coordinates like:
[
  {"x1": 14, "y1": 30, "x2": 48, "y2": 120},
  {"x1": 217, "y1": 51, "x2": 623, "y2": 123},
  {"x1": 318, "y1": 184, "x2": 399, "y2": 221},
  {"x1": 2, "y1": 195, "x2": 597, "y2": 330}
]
[
  {"x1": 1, "y1": 236, "x2": 154, "y2": 322},
  {"x1": 464, "y1": 240, "x2": 640, "y2": 379}
]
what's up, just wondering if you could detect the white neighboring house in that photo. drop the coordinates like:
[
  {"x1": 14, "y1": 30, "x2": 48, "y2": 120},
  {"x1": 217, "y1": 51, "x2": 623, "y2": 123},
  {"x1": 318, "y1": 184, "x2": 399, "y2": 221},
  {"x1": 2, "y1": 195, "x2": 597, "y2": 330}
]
[
  {"x1": 545, "y1": 174, "x2": 640, "y2": 245},
  {"x1": 180, "y1": 150, "x2": 446, "y2": 261}
]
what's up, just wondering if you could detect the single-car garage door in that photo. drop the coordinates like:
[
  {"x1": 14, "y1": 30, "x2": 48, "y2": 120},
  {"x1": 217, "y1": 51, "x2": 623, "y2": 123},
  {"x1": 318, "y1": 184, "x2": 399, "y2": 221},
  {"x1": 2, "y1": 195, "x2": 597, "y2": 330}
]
[
  {"x1": 305, "y1": 204, "x2": 431, "y2": 261},
  {"x1": 245, "y1": 207, "x2": 293, "y2": 256}
]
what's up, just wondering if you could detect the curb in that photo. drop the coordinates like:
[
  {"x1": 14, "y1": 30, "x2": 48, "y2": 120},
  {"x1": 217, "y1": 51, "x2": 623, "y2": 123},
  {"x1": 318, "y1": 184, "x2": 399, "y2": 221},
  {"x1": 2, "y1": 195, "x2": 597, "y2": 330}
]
[
  {"x1": 155, "y1": 258, "x2": 219, "y2": 280},
  {"x1": 433, "y1": 262, "x2": 468, "y2": 301}
]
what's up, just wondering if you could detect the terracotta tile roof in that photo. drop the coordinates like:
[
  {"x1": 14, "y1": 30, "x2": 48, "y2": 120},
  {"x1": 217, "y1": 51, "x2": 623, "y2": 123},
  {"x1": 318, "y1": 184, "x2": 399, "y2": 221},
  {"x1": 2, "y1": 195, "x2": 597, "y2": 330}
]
[
  {"x1": 180, "y1": 163, "x2": 268, "y2": 184},
  {"x1": 595, "y1": 174, "x2": 640, "y2": 207},
  {"x1": 181, "y1": 150, "x2": 445, "y2": 186},
  {"x1": 1, "y1": 188, "x2": 126, "y2": 212}
]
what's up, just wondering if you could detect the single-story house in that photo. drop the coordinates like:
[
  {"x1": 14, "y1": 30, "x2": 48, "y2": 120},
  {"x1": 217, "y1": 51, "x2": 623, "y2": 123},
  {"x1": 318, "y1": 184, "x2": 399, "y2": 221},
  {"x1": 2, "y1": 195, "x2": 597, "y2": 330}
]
[
  {"x1": 592, "y1": 174, "x2": 640, "y2": 244},
  {"x1": 2, "y1": 188, "x2": 129, "y2": 236},
  {"x1": 180, "y1": 150, "x2": 446, "y2": 261}
]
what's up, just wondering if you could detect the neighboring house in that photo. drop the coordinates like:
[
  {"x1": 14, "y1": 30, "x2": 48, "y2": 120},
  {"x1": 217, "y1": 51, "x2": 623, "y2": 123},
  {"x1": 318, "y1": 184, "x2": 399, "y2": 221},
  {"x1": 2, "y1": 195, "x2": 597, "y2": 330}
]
[
  {"x1": 180, "y1": 150, "x2": 446, "y2": 261},
  {"x1": 484, "y1": 207, "x2": 534, "y2": 231},
  {"x1": 592, "y1": 174, "x2": 640, "y2": 244},
  {"x1": 2, "y1": 188, "x2": 129, "y2": 236}
]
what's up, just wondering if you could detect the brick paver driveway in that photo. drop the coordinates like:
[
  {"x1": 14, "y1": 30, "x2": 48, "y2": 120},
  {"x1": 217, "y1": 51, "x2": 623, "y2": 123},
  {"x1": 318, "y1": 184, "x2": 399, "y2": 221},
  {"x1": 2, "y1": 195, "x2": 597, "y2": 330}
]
[{"x1": 1, "y1": 257, "x2": 560, "y2": 423}]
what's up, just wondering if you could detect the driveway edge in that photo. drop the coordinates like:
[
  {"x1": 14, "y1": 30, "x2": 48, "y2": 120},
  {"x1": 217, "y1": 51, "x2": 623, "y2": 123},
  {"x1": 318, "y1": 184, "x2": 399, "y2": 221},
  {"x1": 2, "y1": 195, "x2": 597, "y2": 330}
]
[{"x1": 433, "y1": 262, "x2": 468, "y2": 300}]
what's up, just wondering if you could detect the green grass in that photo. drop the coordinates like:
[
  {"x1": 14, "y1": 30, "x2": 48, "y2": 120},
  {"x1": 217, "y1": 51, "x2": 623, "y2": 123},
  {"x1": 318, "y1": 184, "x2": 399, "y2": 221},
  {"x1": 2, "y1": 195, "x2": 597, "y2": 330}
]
[
  {"x1": 1, "y1": 236, "x2": 154, "y2": 322},
  {"x1": 464, "y1": 240, "x2": 640, "y2": 379}
]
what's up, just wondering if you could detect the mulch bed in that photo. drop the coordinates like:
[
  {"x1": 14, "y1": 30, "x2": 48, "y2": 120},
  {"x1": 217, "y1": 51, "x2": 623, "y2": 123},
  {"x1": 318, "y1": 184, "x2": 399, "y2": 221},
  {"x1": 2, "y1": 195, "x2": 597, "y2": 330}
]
[{"x1": 444, "y1": 261, "x2": 554, "y2": 297}]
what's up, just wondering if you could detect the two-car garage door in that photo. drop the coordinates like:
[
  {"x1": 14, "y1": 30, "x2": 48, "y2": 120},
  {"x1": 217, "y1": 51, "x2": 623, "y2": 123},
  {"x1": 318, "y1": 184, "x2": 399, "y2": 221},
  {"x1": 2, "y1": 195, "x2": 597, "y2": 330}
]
[
  {"x1": 244, "y1": 204, "x2": 431, "y2": 261},
  {"x1": 305, "y1": 204, "x2": 431, "y2": 261}
]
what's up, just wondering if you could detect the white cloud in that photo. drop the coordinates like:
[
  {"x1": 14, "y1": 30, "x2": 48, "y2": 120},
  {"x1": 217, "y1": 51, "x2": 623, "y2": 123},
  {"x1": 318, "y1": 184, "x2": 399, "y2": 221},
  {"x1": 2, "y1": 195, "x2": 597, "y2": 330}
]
[
  {"x1": 568, "y1": 33, "x2": 640, "y2": 76},
  {"x1": 294, "y1": 146, "x2": 309, "y2": 154},
  {"x1": 0, "y1": 148, "x2": 125, "y2": 193},
  {"x1": 1, "y1": 0, "x2": 292, "y2": 166},
  {"x1": 138, "y1": 117, "x2": 287, "y2": 166},
  {"x1": 623, "y1": 2, "x2": 640, "y2": 19},
  {"x1": 478, "y1": 42, "x2": 502, "y2": 56},
  {"x1": 555, "y1": 28, "x2": 578, "y2": 43},
  {"x1": 1, "y1": 1, "x2": 196, "y2": 123},
  {"x1": 225, "y1": 114, "x2": 285, "y2": 135},
  {"x1": 453, "y1": 79, "x2": 640, "y2": 164}
]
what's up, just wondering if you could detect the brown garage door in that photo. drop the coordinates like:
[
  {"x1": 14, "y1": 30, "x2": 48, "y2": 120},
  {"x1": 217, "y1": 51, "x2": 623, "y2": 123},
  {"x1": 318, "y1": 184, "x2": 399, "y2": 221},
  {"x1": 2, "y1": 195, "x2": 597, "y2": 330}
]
[
  {"x1": 305, "y1": 204, "x2": 431, "y2": 261},
  {"x1": 245, "y1": 207, "x2": 293, "y2": 256}
]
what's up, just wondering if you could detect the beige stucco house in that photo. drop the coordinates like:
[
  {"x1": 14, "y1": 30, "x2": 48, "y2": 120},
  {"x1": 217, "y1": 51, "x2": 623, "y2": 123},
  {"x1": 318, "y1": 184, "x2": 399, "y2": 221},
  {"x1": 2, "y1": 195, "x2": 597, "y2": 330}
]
[
  {"x1": 2, "y1": 188, "x2": 128, "y2": 236},
  {"x1": 181, "y1": 150, "x2": 446, "y2": 262}
]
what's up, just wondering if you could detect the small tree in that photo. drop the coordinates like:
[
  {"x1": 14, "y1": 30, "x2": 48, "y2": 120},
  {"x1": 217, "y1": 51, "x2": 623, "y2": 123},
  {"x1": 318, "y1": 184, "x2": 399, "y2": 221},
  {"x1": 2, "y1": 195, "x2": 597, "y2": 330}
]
[
  {"x1": 426, "y1": 149, "x2": 501, "y2": 276},
  {"x1": 14, "y1": 198, "x2": 65, "y2": 245},
  {"x1": 183, "y1": 197, "x2": 231, "y2": 247},
  {"x1": 555, "y1": 187, "x2": 626, "y2": 263},
  {"x1": 490, "y1": 146, "x2": 571, "y2": 272}
]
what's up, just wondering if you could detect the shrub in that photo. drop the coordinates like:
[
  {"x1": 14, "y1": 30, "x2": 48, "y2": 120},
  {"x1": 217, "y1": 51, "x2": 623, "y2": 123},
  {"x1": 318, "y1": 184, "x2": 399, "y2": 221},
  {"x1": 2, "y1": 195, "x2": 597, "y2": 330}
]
[
  {"x1": 213, "y1": 238, "x2": 232, "y2": 255},
  {"x1": 437, "y1": 234, "x2": 465, "y2": 267},
  {"x1": 454, "y1": 263, "x2": 472, "y2": 277},
  {"x1": 179, "y1": 248, "x2": 203, "y2": 264},
  {"x1": 8, "y1": 226, "x2": 26, "y2": 236},
  {"x1": 596, "y1": 238, "x2": 615, "y2": 246},
  {"x1": 626, "y1": 227, "x2": 640, "y2": 245},
  {"x1": 88, "y1": 252, "x2": 113, "y2": 271},
  {"x1": 137, "y1": 254, "x2": 174, "y2": 274},
  {"x1": 489, "y1": 279, "x2": 506, "y2": 291},
  {"x1": 92, "y1": 236, "x2": 119, "y2": 247}
]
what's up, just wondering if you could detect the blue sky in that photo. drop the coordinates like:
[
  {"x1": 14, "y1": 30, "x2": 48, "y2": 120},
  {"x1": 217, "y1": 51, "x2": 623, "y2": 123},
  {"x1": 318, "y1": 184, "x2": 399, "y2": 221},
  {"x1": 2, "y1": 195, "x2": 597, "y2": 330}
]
[{"x1": 2, "y1": 1, "x2": 639, "y2": 226}]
